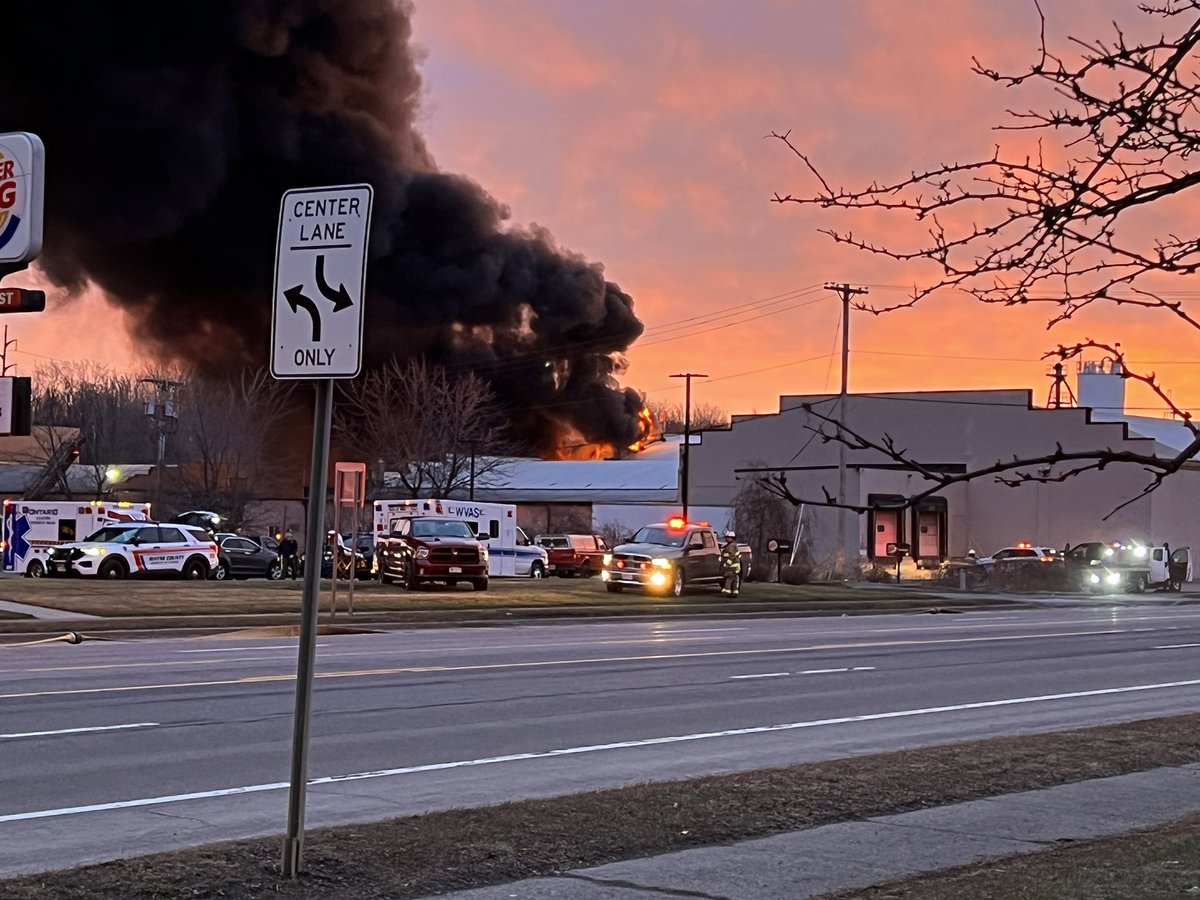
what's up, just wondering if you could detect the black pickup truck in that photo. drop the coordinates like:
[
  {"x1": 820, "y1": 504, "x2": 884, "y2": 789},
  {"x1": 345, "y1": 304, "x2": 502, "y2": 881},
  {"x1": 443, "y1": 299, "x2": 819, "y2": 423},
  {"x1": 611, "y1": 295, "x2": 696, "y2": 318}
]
[{"x1": 602, "y1": 521, "x2": 750, "y2": 597}]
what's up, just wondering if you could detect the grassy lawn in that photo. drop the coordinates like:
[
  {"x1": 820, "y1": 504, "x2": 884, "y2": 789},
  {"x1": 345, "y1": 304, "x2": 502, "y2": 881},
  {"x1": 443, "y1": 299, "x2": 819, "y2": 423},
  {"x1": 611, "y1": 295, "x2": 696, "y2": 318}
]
[{"x1": 0, "y1": 574, "x2": 961, "y2": 619}]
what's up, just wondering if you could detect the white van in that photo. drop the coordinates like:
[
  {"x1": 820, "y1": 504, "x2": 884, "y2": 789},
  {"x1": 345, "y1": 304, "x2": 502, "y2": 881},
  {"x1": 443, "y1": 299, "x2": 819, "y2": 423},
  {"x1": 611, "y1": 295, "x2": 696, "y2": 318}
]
[
  {"x1": 3, "y1": 499, "x2": 153, "y2": 577},
  {"x1": 372, "y1": 499, "x2": 548, "y2": 577}
]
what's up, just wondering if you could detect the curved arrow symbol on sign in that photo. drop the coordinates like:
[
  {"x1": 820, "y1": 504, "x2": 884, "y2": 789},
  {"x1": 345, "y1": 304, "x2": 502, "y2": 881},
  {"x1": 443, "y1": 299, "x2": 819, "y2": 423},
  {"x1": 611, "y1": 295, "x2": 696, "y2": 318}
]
[
  {"x1": 284, "y1": 286, "x2": 322, "y2": 342},
  {"x1": 315, "y1": 255, "x2": 353, "y2": 311}
]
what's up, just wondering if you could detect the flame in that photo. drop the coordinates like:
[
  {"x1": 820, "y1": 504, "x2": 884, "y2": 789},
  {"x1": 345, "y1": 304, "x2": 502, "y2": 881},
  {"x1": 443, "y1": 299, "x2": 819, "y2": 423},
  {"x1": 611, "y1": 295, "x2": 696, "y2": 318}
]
[{"x1": 626, "y1": 407, "x2": 654, "y2": 453}]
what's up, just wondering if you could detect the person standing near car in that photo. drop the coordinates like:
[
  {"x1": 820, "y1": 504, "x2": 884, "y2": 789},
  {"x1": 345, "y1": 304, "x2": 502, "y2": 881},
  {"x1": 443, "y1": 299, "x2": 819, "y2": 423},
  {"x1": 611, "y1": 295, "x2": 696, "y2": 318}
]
[
  {"x1": 720, "y1": 531, "x2": 742, "y2": 597},
  {"x1": 279, "y1": 530, "x2": 299, "y2": 580}
]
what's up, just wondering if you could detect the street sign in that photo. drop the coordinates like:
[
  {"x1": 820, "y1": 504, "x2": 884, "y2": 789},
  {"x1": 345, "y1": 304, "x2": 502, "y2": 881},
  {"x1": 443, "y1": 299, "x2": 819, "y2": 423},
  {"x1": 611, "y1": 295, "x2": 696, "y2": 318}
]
[
  {"x1": 270, "y1": 184, "x2": 373, "y2": 380},
  {"x1": 0, "y1": 132, "x2": 44, "y2": 267},
  {"x1": 0, "y1": 377, "x2": 31, "y2": 435},
  {"x1": 0, "y1": 288, "x2": 44, "y2": 312}
]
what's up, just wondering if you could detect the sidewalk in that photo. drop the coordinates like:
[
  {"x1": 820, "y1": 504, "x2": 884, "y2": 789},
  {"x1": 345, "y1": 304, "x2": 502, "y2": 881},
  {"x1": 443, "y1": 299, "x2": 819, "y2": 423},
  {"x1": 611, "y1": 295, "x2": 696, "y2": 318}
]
[{"x1": 431, "y1": 763, "x2": 1200, "y2": 899}]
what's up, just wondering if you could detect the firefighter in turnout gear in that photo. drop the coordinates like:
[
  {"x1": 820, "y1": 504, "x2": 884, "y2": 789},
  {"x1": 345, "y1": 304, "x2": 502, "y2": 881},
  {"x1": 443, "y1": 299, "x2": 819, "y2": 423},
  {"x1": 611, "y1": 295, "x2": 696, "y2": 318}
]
[{"x1": 720, "y1": 531, "x2": 742, "y2": 596}]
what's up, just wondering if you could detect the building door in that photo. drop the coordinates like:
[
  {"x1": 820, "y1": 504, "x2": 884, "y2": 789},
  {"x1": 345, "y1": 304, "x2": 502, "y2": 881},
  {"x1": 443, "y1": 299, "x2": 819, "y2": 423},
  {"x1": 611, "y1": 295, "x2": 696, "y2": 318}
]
[
  {"x1": 872, "y1": 510, "x2": 900, "y2": 558},
  {"x1": 916, "y1": 511, "x2": 940, "y2": 557}
]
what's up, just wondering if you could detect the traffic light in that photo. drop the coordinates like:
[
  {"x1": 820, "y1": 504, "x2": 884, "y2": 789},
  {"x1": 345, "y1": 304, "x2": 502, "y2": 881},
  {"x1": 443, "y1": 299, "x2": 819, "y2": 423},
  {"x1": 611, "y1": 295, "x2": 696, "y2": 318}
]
[{"x1": 0, "y1": 289, "x2": 44, "y2": 312}]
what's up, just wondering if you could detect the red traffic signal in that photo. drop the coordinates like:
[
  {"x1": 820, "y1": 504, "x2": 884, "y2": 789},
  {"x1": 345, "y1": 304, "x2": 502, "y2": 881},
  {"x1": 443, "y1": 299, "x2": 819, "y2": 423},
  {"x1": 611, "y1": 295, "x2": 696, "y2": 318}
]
[{"x1": 0, "y1": 288, "x2": 44, "y2": 313}]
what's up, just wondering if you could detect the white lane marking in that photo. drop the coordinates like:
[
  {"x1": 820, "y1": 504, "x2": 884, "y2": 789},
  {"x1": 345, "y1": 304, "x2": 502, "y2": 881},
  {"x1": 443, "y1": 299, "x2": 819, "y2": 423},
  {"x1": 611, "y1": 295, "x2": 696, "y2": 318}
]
[
  {"x1": 0, "y1": 723, "x2": 158, "y2": 741},
  {"x1": 732, "y1": 666, "x2": 876, "y2": 679},
  {"x1": 177, "y1": 645, "x2": 325, "y2": 653},
  {"x1": 1154, "y1": 643, "x2": 1200, "y2": 650},
  {"x1": 6, "y1": 676, "x2": 1200, "y2": 824}
]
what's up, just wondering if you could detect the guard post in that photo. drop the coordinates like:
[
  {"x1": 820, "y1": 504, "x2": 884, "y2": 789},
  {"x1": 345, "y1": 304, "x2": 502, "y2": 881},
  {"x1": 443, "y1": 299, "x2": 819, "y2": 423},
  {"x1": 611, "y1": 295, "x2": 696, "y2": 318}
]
[{"x1": 270, "y1": 183, "x2": 373, "y2": 878}]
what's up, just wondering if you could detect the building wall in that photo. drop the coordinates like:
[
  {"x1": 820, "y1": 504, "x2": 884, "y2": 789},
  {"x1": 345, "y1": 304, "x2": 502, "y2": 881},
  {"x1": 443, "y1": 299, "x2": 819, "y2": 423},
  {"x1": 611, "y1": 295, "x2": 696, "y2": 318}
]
[{"x1": 689, "y1": 390, "x2": 1184, "y2": 565}]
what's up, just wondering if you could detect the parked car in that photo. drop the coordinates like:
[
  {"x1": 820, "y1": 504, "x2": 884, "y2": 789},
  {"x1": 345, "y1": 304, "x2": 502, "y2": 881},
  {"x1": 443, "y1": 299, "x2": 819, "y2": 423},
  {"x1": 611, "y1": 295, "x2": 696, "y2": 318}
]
[
  {"x1": 298, "y1": 531, "x2": 372, "y2": 580},
  {"x1": 46, "y1": 522, "x2": 218, "y2": 580},
  {"x1": 212, "y1": 534, "x2": 282, "y2": 581},
  {"x1": 536, "y1": 533, "x2": 609, "y2": 577},
  {"x1": 975, "y1": 543, "x2": 1060, "y2": 566}
]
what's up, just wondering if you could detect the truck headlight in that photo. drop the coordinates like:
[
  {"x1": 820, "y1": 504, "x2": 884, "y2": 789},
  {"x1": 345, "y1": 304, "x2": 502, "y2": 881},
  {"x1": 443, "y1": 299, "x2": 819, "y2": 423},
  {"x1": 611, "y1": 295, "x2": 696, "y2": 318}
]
[
  {"x1": 1089, "y1": 573, "x2": 1101, "y2": 584},
  {"x1": 480, "y1": 547, "x2": 489, "y2": 562},
  {"x1": 651, "y1": 557, "x2": 672, "y2": 569},
  {"x1": 416, "y1": 547, "x2": 429, "y2": 559},
  {"x1": 603, "y1": 553, "x2": 612, "y2": 566},
  {"x1": 1105, "y1": 572, "x2": 1121, "y2": 586},
  {"x1": 649, "y1": 571, "x2": 667, "y2": 587}
]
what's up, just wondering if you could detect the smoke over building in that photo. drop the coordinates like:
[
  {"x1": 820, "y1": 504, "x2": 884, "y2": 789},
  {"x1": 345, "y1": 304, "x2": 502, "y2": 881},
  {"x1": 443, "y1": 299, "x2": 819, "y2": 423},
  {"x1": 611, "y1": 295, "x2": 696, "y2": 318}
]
[{"x1": 0, "y1": 1, "x2": 646, "y2": 455}]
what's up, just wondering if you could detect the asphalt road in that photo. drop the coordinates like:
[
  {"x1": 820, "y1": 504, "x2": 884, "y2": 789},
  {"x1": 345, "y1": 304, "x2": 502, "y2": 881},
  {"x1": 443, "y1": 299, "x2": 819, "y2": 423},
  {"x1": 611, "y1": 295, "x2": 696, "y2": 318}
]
[{"x1": 3, "y1": 601, "x2": 1200, "y2": 876}]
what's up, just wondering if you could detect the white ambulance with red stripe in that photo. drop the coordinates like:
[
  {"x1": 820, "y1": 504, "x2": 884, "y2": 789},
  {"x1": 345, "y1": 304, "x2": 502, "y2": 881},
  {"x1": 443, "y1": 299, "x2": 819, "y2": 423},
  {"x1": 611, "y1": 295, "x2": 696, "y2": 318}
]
[{"x1": 2, "y1": 499, "x2": 152, "y2": 577}]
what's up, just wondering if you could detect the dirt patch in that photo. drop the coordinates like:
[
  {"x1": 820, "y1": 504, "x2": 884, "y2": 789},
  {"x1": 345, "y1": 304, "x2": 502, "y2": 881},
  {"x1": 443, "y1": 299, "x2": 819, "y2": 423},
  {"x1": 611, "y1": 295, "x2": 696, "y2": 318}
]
[{"x1": 4, "y1": 714, "x2": 1200, "y2": 899}]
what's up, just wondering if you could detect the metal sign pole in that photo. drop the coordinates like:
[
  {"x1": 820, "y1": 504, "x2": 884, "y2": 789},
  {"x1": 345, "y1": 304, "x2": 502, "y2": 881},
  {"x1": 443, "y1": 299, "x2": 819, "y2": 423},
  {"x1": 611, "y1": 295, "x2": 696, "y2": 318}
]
[
  {"x1": 346, "y1": 473, "x2": 359, "y2": 617},
  {"x1": 329, "y1": 480, "x2": 341, "y2": 620},
  {"x1": 282, "y1": 377, "x2": 333, "y2": 878}
]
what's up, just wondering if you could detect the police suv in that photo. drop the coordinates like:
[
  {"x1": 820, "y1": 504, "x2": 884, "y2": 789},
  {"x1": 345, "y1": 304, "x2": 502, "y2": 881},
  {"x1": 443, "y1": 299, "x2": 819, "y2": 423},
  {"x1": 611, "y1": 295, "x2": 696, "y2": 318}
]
[{"x1": 46, "y1": 522, "x2": 219, "y2": 580}]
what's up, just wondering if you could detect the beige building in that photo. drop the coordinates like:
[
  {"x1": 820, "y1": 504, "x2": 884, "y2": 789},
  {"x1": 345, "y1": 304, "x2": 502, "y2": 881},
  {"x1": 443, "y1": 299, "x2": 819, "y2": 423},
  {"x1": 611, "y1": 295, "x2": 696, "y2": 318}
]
[{"x1": 688, "y1": 370, "x2": 1200, "y2": 566}]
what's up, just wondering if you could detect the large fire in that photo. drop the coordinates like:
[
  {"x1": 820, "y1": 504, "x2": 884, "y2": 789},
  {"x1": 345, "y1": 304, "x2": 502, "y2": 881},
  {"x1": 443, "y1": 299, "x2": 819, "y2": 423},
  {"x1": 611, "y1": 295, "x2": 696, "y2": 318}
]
[
  {"x1": 549, "y1": 407, "x2": 656, "y2": 460},
  {"x1": 626, "y1": 407, "x2": 655, "y2": 453}
]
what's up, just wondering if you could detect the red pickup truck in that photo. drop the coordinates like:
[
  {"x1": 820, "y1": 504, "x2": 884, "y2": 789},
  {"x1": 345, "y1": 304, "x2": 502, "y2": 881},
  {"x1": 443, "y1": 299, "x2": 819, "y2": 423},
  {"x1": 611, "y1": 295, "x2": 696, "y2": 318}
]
[{"x1": 535, "y1": 533, "x2": 609, "y2": 578}]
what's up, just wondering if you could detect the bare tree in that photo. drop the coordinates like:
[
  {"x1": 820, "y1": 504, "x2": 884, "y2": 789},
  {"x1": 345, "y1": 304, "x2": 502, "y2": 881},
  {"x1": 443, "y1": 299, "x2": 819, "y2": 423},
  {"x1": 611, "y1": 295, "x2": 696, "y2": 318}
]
[
  {"x1": 646, "y1": 400, "x2": 728, "y2": 434},
  {"x1": 766, "y1": 1, "x2": 1200, "y2": 512},
  {"x1": 26, "y1": 362, "x2": 154, "y2": 498},
  {"x1": 732, "y1": 463, "x2": 800, "y2": 581},
  {"x1": 171, "y1": 368, "x2": 294, "y2": 530},
  {"x1": 333, "y1": 358, "x2": 514, "y2": 499}
]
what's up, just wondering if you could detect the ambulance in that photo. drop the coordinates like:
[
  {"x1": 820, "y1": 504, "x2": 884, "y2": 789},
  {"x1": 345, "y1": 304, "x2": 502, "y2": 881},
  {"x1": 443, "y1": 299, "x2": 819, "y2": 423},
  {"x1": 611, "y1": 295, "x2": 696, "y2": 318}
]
[
  {"x1": 372, "y1": 499, "x2": 548, "y2": 577},
  {"x1": 2, "y1": 499, "x2": 152, "y2": 577}
]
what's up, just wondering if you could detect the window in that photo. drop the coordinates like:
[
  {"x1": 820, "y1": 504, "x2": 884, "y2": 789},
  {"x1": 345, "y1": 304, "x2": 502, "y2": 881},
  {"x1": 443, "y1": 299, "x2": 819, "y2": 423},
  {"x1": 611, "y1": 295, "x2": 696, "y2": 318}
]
[
  {"x1": 487, "y1": 519, "x2": 500, "y2": 539},
  {"x1": 136, "y1": 526, "x2": 160, "y2": 543},
  {"x1": 701, "y1": 531, "x2": 716, "y2": 549},
  {"x1": 158, "y1": 527, "x2": 186, "y2": 543},
  {"x1": 224, "y1": 538, "x2": 255, "y2": 552}
]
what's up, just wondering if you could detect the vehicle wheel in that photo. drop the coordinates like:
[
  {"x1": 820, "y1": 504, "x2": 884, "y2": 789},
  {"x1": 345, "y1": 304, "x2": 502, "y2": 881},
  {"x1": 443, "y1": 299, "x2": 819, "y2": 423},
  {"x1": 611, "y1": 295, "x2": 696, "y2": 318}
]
[
  {"x1": 404, "y1": 563, "x2": 419, "y2": 591},
  {"x1": 579, "y1": 560, "x2": 592, "y2": 578},
  {"x1": 267, "y1": 560, "x2": 282, "y2": 581},
  {"x1": 670, "y1": 568, "x2": 686, "y2": 598},
  {"x1": 25, "y1": 560, "x2": 45, "y2": 578},
  {"x1": 182, "y1": 558, "x2": 209, "y2": 581},
  {"x1": 1129, "y1": 573, "x2": 1147, "y2": 594},
  {"x1": 212, "y1": 561, "x2": 229, "y2": 581},
  {"x1": 606, "y1": 583, "x2": 624, "y2": 593},
  {"x1": 471, "y1": 577, "x2": 488, "y2": 591},
  {"x1": 530, "y1": 561, "x2": 545, "y2": 579},
  {"x1": 98, "y1": 558, "x2": 128, "y2": 579},
  {"x1": 1170, "y1": 578, "x2": 1183, "y2": 592}
]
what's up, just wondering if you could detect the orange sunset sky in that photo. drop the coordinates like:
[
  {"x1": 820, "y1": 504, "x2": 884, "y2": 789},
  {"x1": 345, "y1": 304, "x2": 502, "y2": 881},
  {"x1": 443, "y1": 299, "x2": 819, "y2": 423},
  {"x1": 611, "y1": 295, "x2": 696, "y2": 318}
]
[{"x1": 9, "y1": 0, "x2": 1196, "y2": 420}]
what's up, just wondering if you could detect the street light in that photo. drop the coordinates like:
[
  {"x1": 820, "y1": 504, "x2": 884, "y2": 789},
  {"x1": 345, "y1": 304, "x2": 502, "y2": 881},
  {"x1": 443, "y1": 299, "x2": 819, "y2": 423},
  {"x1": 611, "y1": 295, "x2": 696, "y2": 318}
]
[
  {"x1": 139, "y1": 376, "x2": 184, "y2": 515},
  {"x1": 670, "y1": 372, "x2": 708, "y2": 522}
]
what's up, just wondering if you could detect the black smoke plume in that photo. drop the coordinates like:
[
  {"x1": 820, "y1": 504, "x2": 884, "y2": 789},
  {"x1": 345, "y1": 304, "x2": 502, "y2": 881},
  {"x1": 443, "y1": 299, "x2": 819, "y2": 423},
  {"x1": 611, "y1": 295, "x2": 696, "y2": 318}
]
[{"x1": 0, "y1": 1, "x2": 645, "y2": 454}]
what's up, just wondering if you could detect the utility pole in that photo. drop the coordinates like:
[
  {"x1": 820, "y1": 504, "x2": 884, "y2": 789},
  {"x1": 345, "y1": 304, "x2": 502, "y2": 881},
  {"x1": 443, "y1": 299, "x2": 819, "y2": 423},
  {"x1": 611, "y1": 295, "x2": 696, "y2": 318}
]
[
  {"x1": 824, "y1": 283, "x2": 868, "y2": 573},
  {"x1": 670, "y1": 372, "x2": 708, "y2": 521},
  {"x1": 139, "y1": 376, "x2": 184, "y2": 515},
  {"x1": 0, "y1": 325, "x2": 16, "y2": 375}
]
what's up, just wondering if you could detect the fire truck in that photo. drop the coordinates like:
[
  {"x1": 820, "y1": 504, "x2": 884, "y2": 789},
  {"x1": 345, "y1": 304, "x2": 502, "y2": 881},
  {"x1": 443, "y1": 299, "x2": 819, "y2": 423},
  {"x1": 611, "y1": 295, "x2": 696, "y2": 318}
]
[{"x1": 2, "y1": 499, "x2": 152, "y2": 577}]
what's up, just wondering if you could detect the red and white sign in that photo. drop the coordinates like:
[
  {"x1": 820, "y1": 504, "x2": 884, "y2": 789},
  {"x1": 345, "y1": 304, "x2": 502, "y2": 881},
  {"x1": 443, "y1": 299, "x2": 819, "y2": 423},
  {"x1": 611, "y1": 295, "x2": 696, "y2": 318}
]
[{"x1": 0, "y1": 132, "x2": 44, "y2": 265}]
